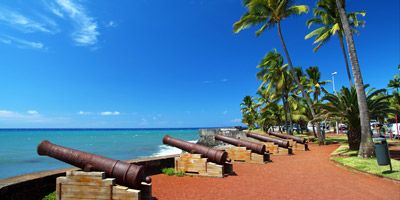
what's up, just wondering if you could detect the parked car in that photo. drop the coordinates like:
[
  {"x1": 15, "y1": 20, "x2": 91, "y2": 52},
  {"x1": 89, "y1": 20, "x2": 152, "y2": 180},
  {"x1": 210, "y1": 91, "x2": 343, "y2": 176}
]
[{"x1": 387, "y1": 123, "x2": 400, "y2": 138}]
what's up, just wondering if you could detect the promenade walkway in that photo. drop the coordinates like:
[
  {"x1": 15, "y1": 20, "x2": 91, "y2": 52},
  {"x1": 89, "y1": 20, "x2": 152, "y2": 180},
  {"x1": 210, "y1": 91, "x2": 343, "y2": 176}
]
[{"x1": 152, "y1": 144, "x2": 400, "y2": 200}]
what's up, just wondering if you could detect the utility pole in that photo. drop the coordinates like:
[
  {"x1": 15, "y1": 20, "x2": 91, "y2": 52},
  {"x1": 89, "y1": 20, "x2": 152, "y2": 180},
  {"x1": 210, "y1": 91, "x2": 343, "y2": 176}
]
[{"x1": 332, "y1": 72, "x2": 339, "y2": 134}]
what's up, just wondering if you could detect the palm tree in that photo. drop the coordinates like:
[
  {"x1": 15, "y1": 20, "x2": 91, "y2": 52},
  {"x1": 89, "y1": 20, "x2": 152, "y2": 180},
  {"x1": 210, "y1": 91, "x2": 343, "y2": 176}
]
[
  {"x1": 388, "y1": 65, "x2": 400, "y2": 93},
  {"x1": 256, "y1": 50, "x2": 294, "y2": 134},
  {"x1": 305, "y1": 0, "x2": 365, "y2": 86},
  {"x1": 321, "y1": 86, "x2": 393, "y2": 150},
  {"x1": 305, "y1": 66, "x2": 329, "y2": 102},
  {"x1": 388, "y1": 78, "x2": 400, "y2": 93},
  {"x1": 304, "y1": 66, "x2": 329, "y2": 142},
  {"x1": 240, "y1": 96, "x2": 259, "y2": 129},
  {"x1": 335, "y1": 0, "x2": 373, "y2": 158},
  {"x1": 233, "y1": 0, "x2": 320, "y2": 137}
]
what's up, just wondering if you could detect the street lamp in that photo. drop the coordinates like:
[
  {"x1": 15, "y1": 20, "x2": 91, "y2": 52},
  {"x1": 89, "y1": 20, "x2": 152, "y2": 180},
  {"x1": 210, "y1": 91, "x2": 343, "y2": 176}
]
[
  {"x1": 331, "y1": 72, "x2": 339, "y2": 134},
  {"x1": 331, "y1": 72, "x2": 337, "y2": 94}
]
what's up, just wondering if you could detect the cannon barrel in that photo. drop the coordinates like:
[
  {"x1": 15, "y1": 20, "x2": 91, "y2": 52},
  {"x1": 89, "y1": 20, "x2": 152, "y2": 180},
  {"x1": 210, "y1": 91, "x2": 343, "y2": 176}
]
[
  {"x1": 37, "y1": 140, "x2": 150, "y2": 189},
  {"x1": 162, "y1": 135, "x2": 228, "y2": 164},
  {"x1": 214, "y1": 135, "x2": 266, "y2": 154},
  {"x1": 246, "y1": 133, "x2": 290, "y2": 148},
  {"x1": 268, "y1": 132, "x2": 307, "y2": 144}
]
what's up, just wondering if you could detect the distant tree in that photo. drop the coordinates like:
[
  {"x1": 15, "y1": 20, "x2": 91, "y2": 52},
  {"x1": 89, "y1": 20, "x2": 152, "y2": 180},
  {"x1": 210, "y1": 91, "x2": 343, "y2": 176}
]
[
  {"x1": 240, "y1": 96, "x2": 259, "y2": 129},
  {"x1": 256, "y1": 50, "x2": 294, "y2": 134},
  {"x1": 387, "y1": 65, "x2": 400, "y2": 93}
]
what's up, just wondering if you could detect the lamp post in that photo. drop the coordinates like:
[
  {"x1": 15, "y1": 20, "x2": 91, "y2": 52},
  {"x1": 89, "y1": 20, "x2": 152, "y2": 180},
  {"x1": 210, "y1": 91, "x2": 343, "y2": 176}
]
[
  {"x1": 332, "y1": 72, "x2": 337, "y2": 94},
  {"x1": 332, "y1": 72, "x2": 339, "y2": 134}
]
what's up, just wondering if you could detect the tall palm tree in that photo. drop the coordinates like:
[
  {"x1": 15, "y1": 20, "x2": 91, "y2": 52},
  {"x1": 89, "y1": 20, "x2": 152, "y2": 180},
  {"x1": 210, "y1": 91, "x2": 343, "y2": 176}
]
[
  {"x1": 305, "y1": 0, "x2": 365, "y2": 86},
  {"x1": 321, "y1": 86, "x2": 393, "y2": 150},
  {"x1": 241, "y1": 96, "x2": 259, "y2": 129},
  {"x1": 256, "y1": 50, "x2": 294, "y2": 134},
  {"x1": 335, "y1": 0, "x2": 373, "y2": 158},
  {"x1": 233, "y1": 0, "x2": 320, "y2": 137}
]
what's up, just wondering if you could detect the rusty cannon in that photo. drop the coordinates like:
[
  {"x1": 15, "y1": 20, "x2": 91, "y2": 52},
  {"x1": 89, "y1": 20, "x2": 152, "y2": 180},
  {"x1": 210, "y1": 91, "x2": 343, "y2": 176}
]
[
  {"x1": 37, "y1": 140, "x2": 151, "y2": 189},
  {"x1": 214, "y1": 134, "x2": 266, "y2": 154},
  {"x1": 162, "y1": 135, "x2": 228, "y2": 164},
  {"x1": 268, "y1": 132, "x2": 307, "y2": 144},
  {"x1": 246, "y1": 132, "x2": 290, "y2": 149}
]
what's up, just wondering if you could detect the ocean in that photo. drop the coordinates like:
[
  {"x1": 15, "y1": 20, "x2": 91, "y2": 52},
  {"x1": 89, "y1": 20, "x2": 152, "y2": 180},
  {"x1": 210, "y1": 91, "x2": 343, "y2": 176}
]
[{"x1": 0, "y1": 128, "x2": 199, "y2": 179}]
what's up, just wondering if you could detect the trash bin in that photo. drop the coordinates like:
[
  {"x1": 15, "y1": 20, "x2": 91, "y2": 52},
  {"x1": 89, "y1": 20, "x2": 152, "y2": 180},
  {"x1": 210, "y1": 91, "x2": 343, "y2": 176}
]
[{"x1": 372, "y1": 137, "x2": 392, "y2": 171}]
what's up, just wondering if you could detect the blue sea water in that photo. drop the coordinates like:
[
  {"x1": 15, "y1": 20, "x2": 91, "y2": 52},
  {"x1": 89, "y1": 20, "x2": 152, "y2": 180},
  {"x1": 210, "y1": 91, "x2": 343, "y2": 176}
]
[{"x1": 0, "y1": 128, "x2": 199, "y2": 179}]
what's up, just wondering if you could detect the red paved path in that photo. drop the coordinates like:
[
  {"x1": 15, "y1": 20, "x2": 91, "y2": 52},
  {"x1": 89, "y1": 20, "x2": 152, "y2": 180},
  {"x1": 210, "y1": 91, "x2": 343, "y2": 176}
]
[{"x1": 152, "y1": 144, "x2": 400, "y2": 200}]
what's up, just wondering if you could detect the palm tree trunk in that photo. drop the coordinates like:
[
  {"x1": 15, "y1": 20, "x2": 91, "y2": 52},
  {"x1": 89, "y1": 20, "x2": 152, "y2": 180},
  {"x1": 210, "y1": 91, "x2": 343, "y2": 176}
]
[
  {"x1": 339, "y1": 34, "x2": 354, "y2": 87},
  {"x1": 286, "y1": 95, "x2": 294, "y2": 135},
  {"x1": 336, "y1": 0, "x2": 374, "y2": 158},
  {"x1": 312, "y1": 124, "x2": 317, "y2": 137},
  {"x1": 277, "y1": 22, "x2": 322, "y2": 142},
  {"x1": 282, "y1": 96, "x2": 289, "y2": 134}
]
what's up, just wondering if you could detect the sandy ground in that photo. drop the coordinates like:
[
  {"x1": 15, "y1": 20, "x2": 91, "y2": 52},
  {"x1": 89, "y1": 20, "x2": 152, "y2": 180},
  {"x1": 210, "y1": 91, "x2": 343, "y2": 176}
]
[{"x1": 152, "y1": 144, "x2": 400, "y2": 200}]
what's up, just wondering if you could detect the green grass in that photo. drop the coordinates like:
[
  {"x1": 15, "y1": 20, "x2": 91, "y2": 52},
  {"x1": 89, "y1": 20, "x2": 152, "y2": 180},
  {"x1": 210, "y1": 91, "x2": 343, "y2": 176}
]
[
  {"x1": 42, "y1": 191, "x2": 56, "y2": 200},
  {"x1": 161, "y1": 168, "x2": 185, "y2": 177},
  {"x1": 331, "y1": 145, "x2": 400, "y2": 181},
  {"x1": 312, "y1": 134, "x2": 348, "y2": 144}
]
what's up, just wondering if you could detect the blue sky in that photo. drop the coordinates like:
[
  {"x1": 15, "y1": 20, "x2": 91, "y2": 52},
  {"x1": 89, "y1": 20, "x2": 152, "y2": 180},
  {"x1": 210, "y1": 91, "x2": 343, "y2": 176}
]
[{"x1": 0, "y1": 0, "x2": 398, "y2": 128}]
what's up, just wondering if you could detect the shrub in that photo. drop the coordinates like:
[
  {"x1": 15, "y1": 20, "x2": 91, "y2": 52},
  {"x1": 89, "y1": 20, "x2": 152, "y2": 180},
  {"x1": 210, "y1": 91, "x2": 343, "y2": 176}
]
[
  {"x1": 162, "y1": 168, "x2": 176, "y2": 176},
  {"x1": 42, "y1": 192, "x2": 56, "y2": 200}
]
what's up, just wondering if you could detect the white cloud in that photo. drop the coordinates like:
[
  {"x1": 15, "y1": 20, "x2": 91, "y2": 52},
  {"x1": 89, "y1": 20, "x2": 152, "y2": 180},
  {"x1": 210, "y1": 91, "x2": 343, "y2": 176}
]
[
  {"x1": 105, "y1": 20, "x2": 117, "y2": 28},
  {"x1": 202, "y1": 80, "x2": 212, "y2": 84},
  {"x1": 54, "y1": 0, "x2": 99, "y2": 46},
  {"x1": 27, "y1": 110, "x2": 39, "y2": 115},
  {"x1": 231, "y1": 118, "x2": 242, "y2": 123},
  {"x1": 0, "y1": 8, "x2": 56, "y2": 33},
  {"x1": 43, "y1": 1, "x2": 65, "y2": 18},
  {"x1": 77, "y1": 111, "x2": 91, "y2": 115},
  {"x1": 100, "y1": 111, "x2": 120, "y2": 116},
  {"x1": 0, "y1": 36, "x2": 45, "y2": 49},
  {"x1": 0, "y1": 110, "x2": 45, "y2": 123},
  {"x1": 220, "y1": 78, "x2": 229, "y2": 82}
]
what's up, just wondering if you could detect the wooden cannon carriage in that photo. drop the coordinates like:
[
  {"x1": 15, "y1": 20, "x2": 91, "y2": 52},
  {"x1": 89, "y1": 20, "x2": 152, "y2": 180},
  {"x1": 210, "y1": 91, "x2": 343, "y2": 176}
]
[
  {"x1": 267, "y1": 132, "x2": 309, "y2": 151},
  {"x1": 246, "y1": 133, "x2": 293, "y2": 155},
  {"x1": 163, "y1": 135, "x2": 233, "y2": 178},
  {"x1": 214, "y1": 135, "x2": 270, "y2": 164}
]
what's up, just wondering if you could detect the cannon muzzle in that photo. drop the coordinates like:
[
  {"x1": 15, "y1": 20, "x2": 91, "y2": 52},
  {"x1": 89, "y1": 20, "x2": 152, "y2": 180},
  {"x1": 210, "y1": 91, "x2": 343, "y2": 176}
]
[
  {"x1": 162, "y1": 135, "x2": 228, "y2": 164},
  {"x1": 214, "y1": 135, "x2": 266, "y2": 154},
  {"x1": 268, "y1": 132, "x2": 307, "y2": 144},
  {"x1": 37, "y1": 140, "x2": 151, "y2": 189},
  {"x1": 246, "y1": 133, "x2": 290, "y2": 148}
]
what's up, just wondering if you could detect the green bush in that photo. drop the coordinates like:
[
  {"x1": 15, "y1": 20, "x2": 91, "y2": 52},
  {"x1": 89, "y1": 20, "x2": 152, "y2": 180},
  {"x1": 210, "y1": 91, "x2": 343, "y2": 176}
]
[
  {"x1": 175, "y1": 170, "x2": 185, "y2": 177},
  {"x1": 162, "y1": 168, "x2": 176, "y2": 176},
  {"x1": 42, "y1": 191, "x2": 56, "y2": 200},
  {"x1": 161, "y1": 168, "x2": 185, "y2": 177}
]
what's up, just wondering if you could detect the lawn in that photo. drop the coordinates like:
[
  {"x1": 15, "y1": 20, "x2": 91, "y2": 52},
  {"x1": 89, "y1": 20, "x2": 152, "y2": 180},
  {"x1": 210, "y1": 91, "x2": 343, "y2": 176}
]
[{"x1": 331, "y1": 144, "x2": 400, "y2": 181}]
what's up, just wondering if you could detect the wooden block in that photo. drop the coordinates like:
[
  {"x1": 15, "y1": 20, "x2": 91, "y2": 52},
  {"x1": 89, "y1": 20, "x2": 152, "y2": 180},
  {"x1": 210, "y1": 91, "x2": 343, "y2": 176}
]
[
  {"x1": 56, "y1": 170, "x2": 150, "y2": 200},
  {"x1": 174, "y1": 153, "x2": 227, "y2": 178},
  {"x1": 250, "y1": 152, "x2": 270, "y2": 164},
  {"x1": 226, "y1": 147, "x2": 251, "y2": 162},
  {"x1": 295, "y1": 143, "x2": 309, "y2": 151}
]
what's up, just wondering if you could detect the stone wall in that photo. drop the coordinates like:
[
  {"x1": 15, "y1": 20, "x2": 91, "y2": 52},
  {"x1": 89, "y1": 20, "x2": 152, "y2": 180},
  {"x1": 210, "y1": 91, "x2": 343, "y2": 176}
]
[
  {"x1": 0, "y1": 154, "x2": 177, "y2": 200},
  {"x1": 197, "y1": 128, "x2": 247, "y2": 147}
]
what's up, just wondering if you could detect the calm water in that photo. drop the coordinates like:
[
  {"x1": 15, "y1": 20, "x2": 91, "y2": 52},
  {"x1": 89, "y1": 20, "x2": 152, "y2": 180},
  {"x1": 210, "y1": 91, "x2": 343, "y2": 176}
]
[{"x1": 0, "y1": 129, "x2": 199, "y2": 179}]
